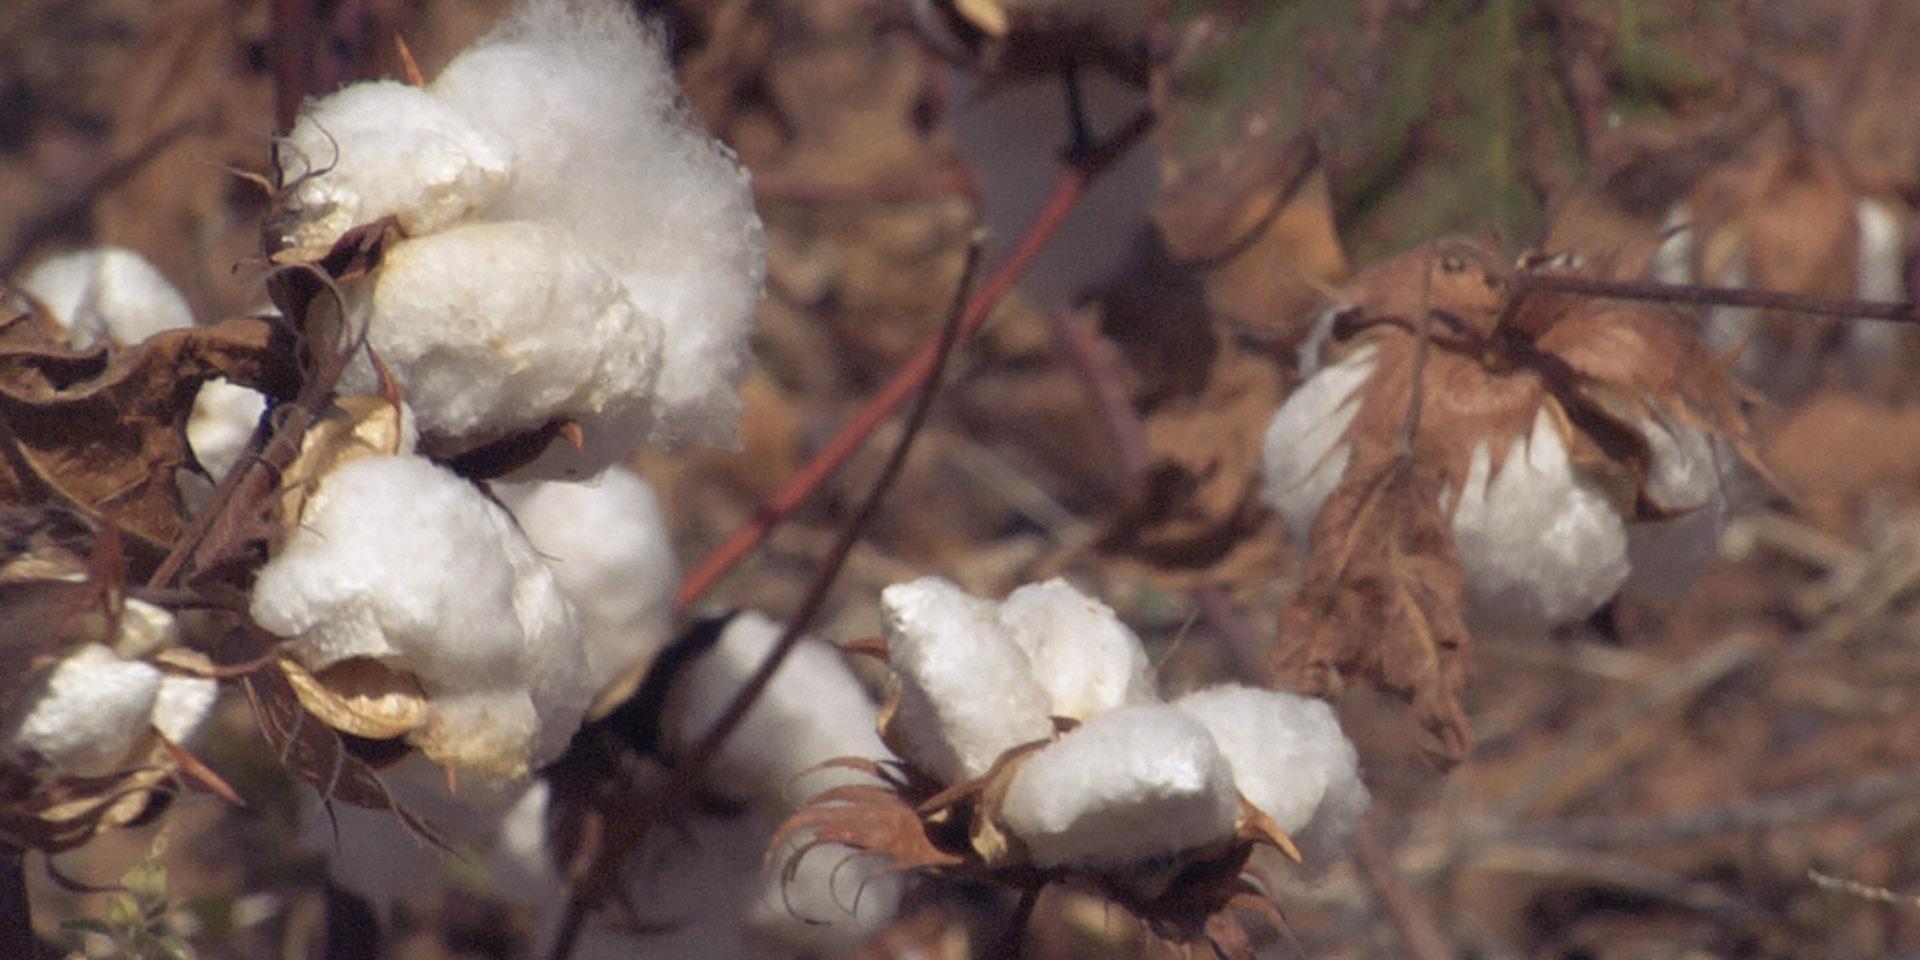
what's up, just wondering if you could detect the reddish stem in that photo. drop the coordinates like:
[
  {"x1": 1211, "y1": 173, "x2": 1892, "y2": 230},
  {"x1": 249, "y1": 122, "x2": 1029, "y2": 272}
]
[{"x1": 675, "y1": 162, "x2": 1093, "y2": 610}]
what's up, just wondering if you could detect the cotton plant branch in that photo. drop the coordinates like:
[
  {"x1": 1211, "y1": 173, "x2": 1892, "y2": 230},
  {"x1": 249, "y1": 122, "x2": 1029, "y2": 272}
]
[
  {"x1": 550, "y1": 238, "x2": 984, "y2": 960},
  {"x1": 1506, "y1": 271, "x2": 1920, "y2": 326},
  {"x1": 676, "y1": 111, "x2": 1155, "y2": 610}
]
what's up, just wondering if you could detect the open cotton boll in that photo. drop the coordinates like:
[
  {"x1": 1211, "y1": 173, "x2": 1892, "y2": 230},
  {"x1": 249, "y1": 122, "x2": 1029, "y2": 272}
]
[
  {"x1": 336, "y1": 220, "x2": 664, "y2": 474},
  {"x1": 998, "y1": 704, "x2": 1238, "y2": 869},
  {"x1": 663, "y1": 612, "x2": 891, "y2": 805},
  {"x1": 431, "y1": 0, "x2": 765, "y2": 445},
  {"x1": 187, "y1": 378, "x2": 268, "y2": 482},
  {"x1": 880, "y1": 577, "x2": 1055, "y2": 784},
  {"x1": 1449, "y1": 407, "x2": 1629, "y2": 637},
  {"x1": 17, "y1": 246, "x2": 194, "y2": 348},
  {"x1": 275, "y1": 81, "x2": 511, "y2": 251},
  {"x1": 6, "y1": 644, "x2": 162, "y2": 777},
  {"x1": 1262, "y1": 345, "x2": 1376, "y2": 544},
  {"x1": 493, "y1": 465, "x2": 677, "y2": 687},
  {"x1": 997, "y1": 579, "x2": 1154, "y2": 721},
  {"x1": 1173, "y1": 685, "x2": 1367, "y2": 867},
  {"x1": 250, "y1": 454, "x2": 592, "y2": 776},
  {"x1": 1620, "y1": 416, "x2": 1729, "y2": 599}
]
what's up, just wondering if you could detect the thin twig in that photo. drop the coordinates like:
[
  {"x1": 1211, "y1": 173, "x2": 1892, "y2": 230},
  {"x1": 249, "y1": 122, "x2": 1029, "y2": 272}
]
[
  {"x1": 676, "y1": 114, "x2": 1155, "y2": 610},
  {"x1": 550, "y1": 239, "x2": 985, "y2": 960},
  {"x1": 1509, "y1": 271, "x2": 1920, "y2": 325},
  {"x1": 1353, "y1": 815, "x2": 1453, "y2": 960}
]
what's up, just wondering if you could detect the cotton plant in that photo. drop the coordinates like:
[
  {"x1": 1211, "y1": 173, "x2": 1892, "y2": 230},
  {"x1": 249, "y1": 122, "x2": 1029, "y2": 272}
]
[
  {"x1": 272, "y1": 0, "x2": 764, "y2": 478},
  {"x1": 1262, "y1": 240, "x2": 1758, "y2": 758},
  {"x1": 781, "y1": 575, "x2": 1367, "y2": 946}
]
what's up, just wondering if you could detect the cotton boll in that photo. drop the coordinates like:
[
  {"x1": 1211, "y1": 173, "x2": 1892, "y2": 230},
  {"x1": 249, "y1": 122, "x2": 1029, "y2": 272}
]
[
  {"x1": 1621, "y1": 418, "x2": 1728, "y2": 599},
  {"x1": 996, "y1": 579, "x2": 1154, "y2": 721},
  {"x1": 339, "y1": 221, "x2": 664, "y2": 473},
  {"x1": 276, "y1": 81, "x2": 511, "y2": 250},
  {"x1": 493, "y1": 466, "x2": 677, "y2": 688},
  {"x1": 432, "y1": 0, "x2": 765, "y2": 445},
  {"x1": 1262, "y1": 345, "x2": 1376, "y2": 545},
  {"x1": 880, "y1": 577, "x2": 1055, "y2": 784},
  {"x1": 751, "y1": 827, "x2": 901, "y2": 955},
  {"x1": 997, "y1": 704, "x2": 1238, "y2": 869},
  {"x1": 17, "y1": 246, "x2": 194, "y2": 348},
  {"x1": 250, "y1": 455, "x2": 591, "y2": 775},
  {"x1": 1844, "y1": 198, "x2": 1907, "y2": 382},
  {"x1": 1450, "y1": 407, "x2": 1629, "y2": 637},
  {"x1": 187, "y1": 378, "x2": 268, "y2": 483},
  {"x1": 7, "y1": 644, "x2": 162, "y2": 776},
  {"x1": 662, "y1": 612, "x2": 891, "y2": 806},
  {"x1": 151, "y1": 675, "x2": 219, "y2": 746},
  {"x1": 1173, "y1": 685, "x2": 1367, "y2": 867}
]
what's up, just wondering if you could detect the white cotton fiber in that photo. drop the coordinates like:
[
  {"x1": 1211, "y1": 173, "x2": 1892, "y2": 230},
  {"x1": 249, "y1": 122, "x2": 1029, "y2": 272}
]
[
  {"x1": 18, "y1": 246, "x2": 195, "y2": 348},
  {"x1": 250, "y1": 454, "x2": 591, "y2": 775},
  {"x1": 1173, "y1": 685, "x2": 1367, "y2": 866},
  {"x1": 752, "y1": 824, "x2": 901, "y2": 955},
  {"x1": 998, "y1": 704, "x2": 1238, "y2": 869},
  {"x1": 493, "y1": 465, "x2": 677, "y2": 687},
  {"x1": 187, "y1": 378, "x2": 268, "y2": 482},
  {"x1": 276, "y1": 81, "x2": 511, "y2": 250},
  {"x1": 337, "y1": 221, "x2": 663, "y2": 466},
  {"x1": 662, "y1": 612, "x2": 892, "y2": 806},
  {"x1": 997, "y1": 579, "x2": 1153, "y2": 721},
  {"x1": 880, "y1": 577, "x2": 1056, "y2": 784},
  {"x1": 432, "y1": 0, "x2": 766, "y2": 445},
  {"x1": 151, "y1": 675, "x2": 219, "y2": 746},
  {"x1": 1262, "y1": 345, "x2": 1376, "y2": 544},
  {"x1": 1449, "y1": 407, "x2": 1629, "y2": 637},
  {"x1": 7, "y1": 644, "x2": 162, "y2": 777}
]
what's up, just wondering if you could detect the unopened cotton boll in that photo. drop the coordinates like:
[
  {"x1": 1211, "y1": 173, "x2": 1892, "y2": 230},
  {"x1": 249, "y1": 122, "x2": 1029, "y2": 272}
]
[
  {"x1": 336, "y1": 220, "x2": 663, "y2": 472},
  {"x1": 663, "y1": 612, "x2": 892, "y2": 806},
  {"x1": 880, "y1": 577, "x2": 1055, "y2": 784},
  {"x1": 998, "y1": 704, "x2": 1239, "y2": 869},
  {"x1": 997, "y1": 579, "x2": 1154, "y2": 721},
  {"x1": 1262, "y1": 345, "x2": 1376, "y2": 544},
  {"x1": 431, "y1": 0, "x2": 765, "y2": 445},
  {"x1": 1449, "y1": 407, "x2": 1629, "y2": 636},
  {"x1": 276, "y1": 81, "x2": 511, "y2": 251},
  {"x1": 250, "y1": 455, "x2": 591, "y2": 776},
  {"x1": 493, "y1": 465, "x2": 677, "y2": 686},
  {"x1": 17, "y1": 246, "x2": 194, "y2": 348},
  {"x1": 1173, "y1": 685, "x2": 1367, "y2": 867}
]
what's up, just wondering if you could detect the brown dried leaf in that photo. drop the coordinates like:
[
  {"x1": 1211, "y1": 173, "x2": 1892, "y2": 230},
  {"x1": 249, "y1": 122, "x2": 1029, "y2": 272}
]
[
  {"x1": 1275, "y1": 445, "x2": 1473, "y2": 763},
  {"x1": 0, "y1": 316, "x2": 296, "y2": 570},
  {"x1": 0, "y1": 763, "x2": 175, "y2": 853}
]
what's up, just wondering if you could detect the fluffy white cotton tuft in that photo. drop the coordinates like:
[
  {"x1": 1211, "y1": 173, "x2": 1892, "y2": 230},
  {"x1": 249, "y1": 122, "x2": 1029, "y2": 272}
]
[
  {"x1": 1174, "y1": 685, "x2": 1367, "y2": 866},
  {"x1": 6, "y1": 644, "x2": 162, "y2": 777},
  {"x1": 250, "y1": 455, "x2": 591, "y2": 775},
  {"x1": 276, "y1": 81, "x2": 511, "y2": 250},
  {"x1": 997, "y1": 578, "x2": 1154, "y2": 721},
  {"x1": 663, "y1": 612, "x2": 893, "y2": 805},
  {"x1": 335, "y1": 220, "x2": 663, "y2": 466},
  {"x1": 431, "y1": 0, "x2": 765, "y2": 445},
  {"x1": 1450, "y1": 407, "x2": 1629, "y2": 637},
  {"x1": 187, "y1": 378, "x2": 268, "y2": 482},
  {"x1": 880, "y1": 577, "x2": 1055, "y2": 784},
  {"x1": 493, "y1": 465, "x2": 677, "y2": 686},
  {"x1": 998, "y1": 704, "x2": 1238, "y2": 869},
  {"x1": 1262, "y1": 346, "x2": 1376, "y2": 544},
  {"x1": 1620, "y1": 416, "x2": 1729, "y2": 599},
  {"x1": 18, "y1": 246, "x2": 195, "y2": 348}
]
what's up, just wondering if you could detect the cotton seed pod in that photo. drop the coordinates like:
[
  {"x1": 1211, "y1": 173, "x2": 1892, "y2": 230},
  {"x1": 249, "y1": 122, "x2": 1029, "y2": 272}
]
[
  {"x1": 1172, "y1": 685, "x2": 1367, "y2": 867},
  {"x1": 997, "y1": 578, "x2": 1155, "y2": 721},
  {"x1": 995, "y1": 704, "x2": 1239, "y2": 870},
  {"x1": 275, "y1": 80, "x2": 511, "y2": 253},
  {"x1": 879, "y1": 576, "x2": 1054, "y2": 784},
  {"x1": 16, "y1": 246, "x2": 195, "y2": 349},
  {"x1": 1261, "y1": 344, "x2": 1376, "y2": 546},
  {"x1": 250, "y1": 454, "x2": 590, "y2": 777}
]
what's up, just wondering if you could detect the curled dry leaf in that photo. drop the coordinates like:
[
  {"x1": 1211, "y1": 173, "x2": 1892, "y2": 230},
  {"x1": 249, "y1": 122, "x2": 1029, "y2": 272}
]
[
  {"x1": 1277, "y1": 448, "x2": 1472, "y2": 761},
  {"x1": 0, "y1": 313, "x2": 297, "y2": 572}
]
